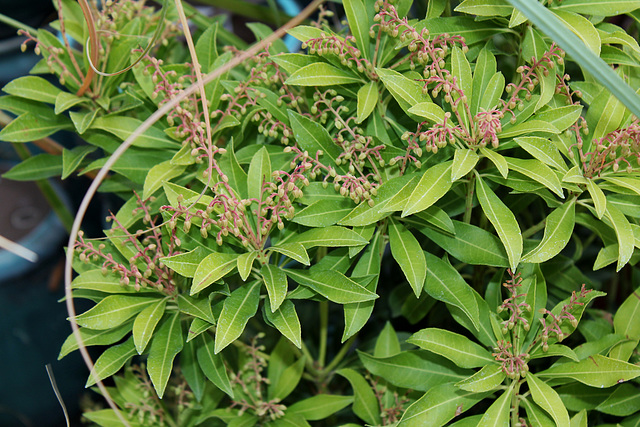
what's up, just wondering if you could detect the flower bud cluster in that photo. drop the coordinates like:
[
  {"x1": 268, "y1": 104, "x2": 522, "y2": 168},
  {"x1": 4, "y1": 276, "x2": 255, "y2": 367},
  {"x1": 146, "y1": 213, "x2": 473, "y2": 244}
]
[
  {"x1": 374, "y1": 0, "x2": 466, "y2": 77},
  {"x1": 230, "y1": 335, "x2": 287, "y2": 422},
  {"x1": 301, "y1": 34, "x2": 376, "y2": 79},
  {"x1": 474, "y1": 109, "x2": 504, "y2": 148},
  {"x1": 368, "y1": 373, "x2": 411, "y2": 424},
  {"x1": 75, "y1": 194, "x2": 176, "y2": 294},
  {"x1": 579, "y1": 120, "x2": 640, "y2": 178},
  {"x1": 497, "y1": 270, "x2": 531, "y2": 335},
  {"x1": 492, "y1": 340, "x2": 530, "y2": 379},
  {"x1": 18, "y1": 30, "x2": 82, "y2": 88},
  {"x1": 539, "y1": 284, "x2": 592, "y2": 351},
  {"x1": 404, "y1": 113, "x2": 460, "y2": 157},
  {"x1": 501, "y1": 44, "x2": 565, "y2": 119}
]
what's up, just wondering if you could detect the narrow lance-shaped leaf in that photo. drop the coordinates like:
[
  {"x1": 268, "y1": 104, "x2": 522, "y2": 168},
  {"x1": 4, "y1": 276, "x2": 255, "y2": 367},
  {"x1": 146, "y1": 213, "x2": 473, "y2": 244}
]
[
  {"x1": 285, "y1": 269, "x2": 378, "y2": 304},
  {"x1": 522, "y1": 197, "x2": 576, "y2": 263},
  {"x1": 337, "y1": 368, "x2": 381, "y2": 426},
  {"x1": 74, "y1": 295, "x2": 159, "y2": 330},
  {"x1": 261, "y1": 264, "x2": 288, "y2": 312},
  {"x1": 408, "y1": 328, "x2": 494, "y2": 369},
  {"x1": 264, "y1": 299, "x2": 302, "y2": 348},
  {"x1": 388, "y1": 219, "x2": 426, "y2": 297},
  {"x1": 343, "y1": 0, "x2": 370, "y2": 59},
  {"x1": 455, "y1": 363, "x2": 505, "y2": 392},
  {"x1": 215, "y1": 281, "x2": 261, "y2": 353},
  {"x1": 425, "y1": 252, "x2": 480, "y2": 330},
  {"x1": 357, "y1": 81, "x2": 378, "y2": 123},
  {"x1": 403, "y1": 161, "x2": 453, "y2": 217},
  {"x1": 475, "y1": 173, "x2": 522, "y2": 271},
  {"x1": 610, "y1": 286, "x2": 640, "y2": 362},
  {"x1": 537, "y1": 354, "x2": 640, "y2": 387},
  {"x1": 133, "y1": 299, "x2": 167, "y2": 354},
  {"x1": 527, "y1": 372, "x2": 570, "y2": 427},
  {"x1": 478, "y1": 381, "x2": 515, "y2": 427},
  {"x1": 147, "y1": 313, "x2": 184, "y2": 398},
  {"x1": 86, "y1": 337, "x2": 137, "y2": 387},
  {"x1": 197, "y1": 334, "x2": 234, "y2": 397},
  {"x1": 605, "y1": 203, "x2": 634, "y2": 271},
  {"x1": 192, "y1": 252, "x2": 239, "y2": 295},
  {"x1": 285, "y1": 63, "x2": 363, "y2": 86},
  {"x1": 247, "y1": 146, "x2": 271, "y2": 201}
]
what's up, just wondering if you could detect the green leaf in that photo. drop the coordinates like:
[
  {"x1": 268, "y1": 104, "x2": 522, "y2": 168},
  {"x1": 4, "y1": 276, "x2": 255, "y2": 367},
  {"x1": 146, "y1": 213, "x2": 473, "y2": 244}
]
[
  {"x1": 270, "y1": 356, "x2": 306, "y2": 401},
  {"x1": 533, "y1": 105, "x2": 583, "y2": 135},
  {"x1": 402, "y1": 161, "x2": 453, "y2": 217},
  {"x1": 143, "y1": 160, "x2": 185, "y2": 199},
  {"x1": 70, "y1": 109, "x2": 98, "y2": 134},
  {"x1": 181, "y1": 340, "x2": 206, "y2": 402},
  {"x1": 358, "y1": 350, "x2": 472, "y2": 391},
  {"x1": 288, "y1": 111, "x2": 342, "y2": 168},
  {"x1": 2, "y1": 75, "x2": 62, "y2": 103},
  {"x1": 451, "y1": 46, "x2": 473, "y2": 130},
  {"x1": 522, "y1": 399, "x2": 555, "y2": 427},
  {"x1": 191, "y1": 252, "x2": 239, "y2": 295},
  {"x1": 288, "y1": 394, "x2": 354, "y2": 421},
  {"x1": 452, "y1": 149, "x2": 479, "y2": 182},
  {"x1": 374, "y1": 321, "x2": 401, "y2": 358},
  {"x1": 408, "y1": 328, "x2": 493, "y2": 368},
  {"x1": 91, "y1": 116, "x2": 178, "y2": 149},
  {"x1": 160, "y1": 247, "x2": 211, "y2": 278},
  {"x1": 537, "y1": 354, "x2": 640, "y2": 387},
  {"x1": 218, "y1": 138, "x2": 248, "y2": 199},
  {"x1": 62, "y1": 145, "x2": 96, "y2": 179},
  {"x1": 506, "y1": 158, "x2": 564, "y2": 198},
  {"x1": 505, "y1": 0, "x2": 640, "y2": 119},
  {"x1": 602, "y1": 176, "x2": 640, "y2": 198},
  {"x1": 480, "y1": 147, "x2": 508, "y2": 179},
  {"x1": 247, "y1": 146, "x2": 271, "y2": 201},
  {"x1": 269, "y1": 242, "x2": 310, "y2": 266},
  {"x1": 471, "y1": 48, "x2": 497, "y2": 116},
  {"x1": 552, "y1": 10, "x2": 601, "y2": 55},
  {"x1": 376, "y1": 68, "x2": 431, "y2": 115},
  {"x1": 455, "y1": 0, "x2": 513, "y2": 16},
  {"x1": 178, "y1": 294, "x2": 216, "y2": 324},
  {"x1": 527, "y1": 373, "x2": 570, "y2": 427},
  {"x1": 147, "y1": 313, "x2": 183, "y2": 398},
  {"x1": 407, "y1": 102, "x2": 447, "y2": 123},
  {"x1": 515, "y1": 136, "x2": 567, "y2": 172},
  {"x1": 133, "y1": 299, "x2": 166, "y2": 354},
  {"x1": 290, "y1": 226, "x2": 368, "y2": 248},
  {"x1": 237, "y1": 251, "x2": 258, "y2": 281},
  {"x1": 530, "y1": 343, "x2": 579, "y2": 362},
  {"x1": 570, "y1": 409, "x2": 588, "y2": 427},
  {"x1": 293, "y1": 199, "x2": 353, "y2": 227},
  {"x1": 271, "y1": 53, "x2": 316, "y2": 75},
  {"x1": 605, "y1": 203, "x2": 634, "y2": 271},
  {"x1": 285, "y1": 63, "x2": 362, "y2": 86},
  {"x1": 553, "y1": 0, "x2": 640, "y2": 16},
  {"x1": 82, "y1": 409, "x2": 143, "y2": 427},
  {"x1": 425, "y1": 253, "x2": 480, "y2": 330},
  {"x1": 54, "y1": 91, "x2": 85, "y2": 114},
  {"x1": 285, "y1": 269, "x2": 378, "y2": 304},
  {"x1": 74, "y1": 295, "x2": 159, "y2": 330},
  {"x1": 337, "y1": 368, "x2": 380, "y2": 426},
  {"x1": 215, "y1": 281, "x2": 261, "y2": 353},
  {"x1": 610, "y1": 286, "x2": 640, "y2": 362},
  {"x1": 187, "y1": 318, "x2": 214, "y2": 343},
  {"x1": 389, "y1": 219, "x2": 426, "y2": 297},
  {"x1": 195, "y1": 23, "x2": 218, "y2": 72},
  {"x1": 261, "y1": 264, "x2": 288, "y2": 312},
  {"x1": 475, "y1": 174, "x2": 522, "y2": 271},
  {"x1": 197, "y1": 334, "x2": 234, "y2": 397},
  {"x1": 356, "y1": 81, "x2": 378, "y2": 123},
  {"x1": 522, "y1": 198, "x2": 576, "y2": 263},
  {"x1": 264, "y1": 299, "x2": 302, "y2": 348},
  {"x1": 343, "y1": 0, "x2": 370, "y2": 59},
  {"x1": 86, "y1": 336, "x2": 137, "y2": 387},
  {"x1": 3, "y1": 153, "x2": 62, "y2": 181},
  {"x1": 70, "y1": 270, "x2": 139, "y2": 294},
  {"x1": 398, "y1": 383, "x2": 486, "y2": 427},
  {"x1": 500, "y1": 120, "x2": 560, "y2": 139},
  {"x1": 455, "y1": 363, "x2": 505, "y2": 392},
  {"x1": 586, "y1": 179, "x2": 606, "y2": 219},
  {"x1": 58, "y1": 323, "x2": 132, "y2": 360},
  {"x1": 595, "y1": 383, "x2": 640, "y2": 416},
  {"x1": 478, "y1": 382, "x2": 515, "y2": 427}
]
